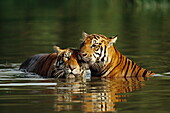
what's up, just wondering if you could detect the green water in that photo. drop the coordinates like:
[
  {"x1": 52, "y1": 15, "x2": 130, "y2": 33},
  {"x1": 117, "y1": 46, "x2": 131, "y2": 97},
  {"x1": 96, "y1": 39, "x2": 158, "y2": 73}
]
[{"x1": 0, "y1": 0, "x2": 170, "y2": 113}]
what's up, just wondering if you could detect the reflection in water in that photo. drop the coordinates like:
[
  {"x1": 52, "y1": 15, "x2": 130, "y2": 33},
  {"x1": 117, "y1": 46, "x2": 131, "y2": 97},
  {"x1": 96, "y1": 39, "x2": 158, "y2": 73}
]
[
  {"x1": 0, "y1": 68, "x2": 148, "y2": 112},
  {"x1": 0, "y1": 67, "x2": 169, "y2": 113},
  {"x1": 54, "y1": 77, "x2": 148, "y2": 112}
]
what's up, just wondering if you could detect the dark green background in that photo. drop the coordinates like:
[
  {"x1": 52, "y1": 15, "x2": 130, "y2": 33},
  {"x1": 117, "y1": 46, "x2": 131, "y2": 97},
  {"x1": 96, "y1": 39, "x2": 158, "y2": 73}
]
[
  {"x1": 1, "y1": 0, "x2": 170, "y2": 74},
  {"x1": 0, "y1": 1, "x2": 170, "y2": 113},
  {"x1": 0, "y1": 0, "x2": 169, "y2": 71}
]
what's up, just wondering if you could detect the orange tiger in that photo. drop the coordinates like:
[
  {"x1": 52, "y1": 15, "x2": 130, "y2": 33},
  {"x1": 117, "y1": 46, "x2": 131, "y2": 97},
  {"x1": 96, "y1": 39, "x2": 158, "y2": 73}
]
[
  {"x1": 20, "y1": 46, "x2": 86, "y2": 78},
  {"x1": 80, "y1": 32, "x2": 155, "y2": 78}
]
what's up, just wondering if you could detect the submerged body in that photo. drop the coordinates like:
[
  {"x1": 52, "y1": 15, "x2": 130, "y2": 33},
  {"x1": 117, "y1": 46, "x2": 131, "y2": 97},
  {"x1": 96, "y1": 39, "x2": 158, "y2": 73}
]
[
  {"x1": 80, "y1": 32, "x2": 155, "y2": 78},
  {"x1": 20, "y1": 53, "x2": 57, "y2": 77},
  {"x1": 20, "y1": 46, "x2": 86, "y2": 78}
]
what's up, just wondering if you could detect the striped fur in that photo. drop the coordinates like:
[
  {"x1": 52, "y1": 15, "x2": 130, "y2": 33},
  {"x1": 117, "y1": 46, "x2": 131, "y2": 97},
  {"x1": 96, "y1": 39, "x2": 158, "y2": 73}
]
[
  {"x1": 20, "y1": 46, "x2": 86, "y2": 78},
  {"x1": 80, "y1": 32, "x2": 155, "y2": 78}
]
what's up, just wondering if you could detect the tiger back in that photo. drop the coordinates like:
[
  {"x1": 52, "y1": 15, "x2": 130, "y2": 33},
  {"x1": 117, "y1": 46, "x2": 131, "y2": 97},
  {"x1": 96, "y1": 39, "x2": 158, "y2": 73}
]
[
  {"x1": 20, "y1": 46, "x2": 86, "y2": 78},
  {"x1": 80, "y1": 32, "x2": 155, "y2": 78}
]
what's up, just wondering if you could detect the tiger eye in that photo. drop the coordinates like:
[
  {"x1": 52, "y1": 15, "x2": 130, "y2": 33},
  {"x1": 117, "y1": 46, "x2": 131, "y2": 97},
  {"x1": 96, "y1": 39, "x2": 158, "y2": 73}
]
[
  {"x1": 93, "y1": 40, "x2": 97, "y2": 44},
  {"x1": 92, "y1": 44, "x2": 97, "y2": 48}
]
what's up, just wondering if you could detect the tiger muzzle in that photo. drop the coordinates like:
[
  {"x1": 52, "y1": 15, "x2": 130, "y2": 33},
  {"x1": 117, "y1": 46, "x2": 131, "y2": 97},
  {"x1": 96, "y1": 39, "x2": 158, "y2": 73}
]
[{"x1": 79, "y1": 52, "x2": 91, "y2": 63}]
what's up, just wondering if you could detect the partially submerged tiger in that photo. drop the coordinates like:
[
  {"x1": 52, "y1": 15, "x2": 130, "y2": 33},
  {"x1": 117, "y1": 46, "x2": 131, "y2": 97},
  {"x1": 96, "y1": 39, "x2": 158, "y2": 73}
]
[
  {"x1": 20, "y1": 46, "x2": 86, "y2": 78},
  {"x1": 80, "y1": 32, "x2": 155, "y2": 78}
]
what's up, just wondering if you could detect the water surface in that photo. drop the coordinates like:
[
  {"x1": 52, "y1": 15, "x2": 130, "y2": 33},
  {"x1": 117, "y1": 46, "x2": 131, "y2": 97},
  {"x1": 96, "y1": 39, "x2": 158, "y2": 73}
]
[
  {"x1": 0, "y1": 65, "x2": 170, "y2": 113},
  {"x1": 0, "y1": 0, "x2": 170, "y2": 113}
]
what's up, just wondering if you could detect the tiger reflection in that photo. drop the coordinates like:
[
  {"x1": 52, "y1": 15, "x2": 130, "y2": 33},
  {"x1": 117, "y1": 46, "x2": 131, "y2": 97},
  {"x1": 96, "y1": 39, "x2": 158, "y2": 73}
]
[{"x1": 53, "y1": 77, "x2": 148, "y2": 112}]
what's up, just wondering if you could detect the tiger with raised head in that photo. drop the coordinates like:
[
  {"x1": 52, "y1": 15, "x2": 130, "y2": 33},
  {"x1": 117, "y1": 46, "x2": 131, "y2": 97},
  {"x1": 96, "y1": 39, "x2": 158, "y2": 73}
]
[
  {"x1": 80, "y1": 32, "x2": 155, "y2": 78},
  {"x1": 20, "y1": 46, "x2": 86, "y2": 78}
]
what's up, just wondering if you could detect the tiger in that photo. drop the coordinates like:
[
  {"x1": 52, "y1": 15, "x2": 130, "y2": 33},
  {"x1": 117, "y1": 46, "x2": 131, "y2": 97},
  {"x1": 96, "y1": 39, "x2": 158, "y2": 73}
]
[
  {"x1": 79, "y1": 32, "x2": 155, "y2": 78},
  {"x1": 20, "y1": 46, "x2": 86, "y2": 78}
]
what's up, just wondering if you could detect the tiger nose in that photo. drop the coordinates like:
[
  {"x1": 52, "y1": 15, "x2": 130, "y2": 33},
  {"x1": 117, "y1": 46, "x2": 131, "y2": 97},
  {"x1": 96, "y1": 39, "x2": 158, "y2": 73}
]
[{"x1": 69, "y1": 65, "x2": 77, "y2": 70}]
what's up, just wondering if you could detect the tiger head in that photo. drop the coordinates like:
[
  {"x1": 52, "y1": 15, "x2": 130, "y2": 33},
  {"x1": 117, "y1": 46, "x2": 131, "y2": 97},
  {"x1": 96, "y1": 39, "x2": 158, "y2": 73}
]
[
  {"x1": 53, "y1": 46, "x2": 85, "y2": 78},
  {"x1": 80, "y1": 32, "x2": 117, "y2": 65}
]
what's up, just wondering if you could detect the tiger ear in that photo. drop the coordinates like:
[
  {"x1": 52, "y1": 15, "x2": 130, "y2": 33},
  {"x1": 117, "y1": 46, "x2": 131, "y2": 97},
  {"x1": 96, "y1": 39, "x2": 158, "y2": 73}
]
[
  {"x1": 109, "y1": 35, "x2": 118, "y2": 46},
  {"x1": 53, "y1": 46, "x2": 63, "y2": 54},
  {"x1": 82, "y1": 32, "x2": 89, "y2": 38}
]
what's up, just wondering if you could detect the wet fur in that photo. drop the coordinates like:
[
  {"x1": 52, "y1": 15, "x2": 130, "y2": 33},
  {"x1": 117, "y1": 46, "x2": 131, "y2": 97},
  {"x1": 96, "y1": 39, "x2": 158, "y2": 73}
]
[
  {"x1": 80, "y1": 33, "x2": 155, "y2": 78},
  {"x1": 20, "y1": 49, "x2": 86, "y2": 78}
]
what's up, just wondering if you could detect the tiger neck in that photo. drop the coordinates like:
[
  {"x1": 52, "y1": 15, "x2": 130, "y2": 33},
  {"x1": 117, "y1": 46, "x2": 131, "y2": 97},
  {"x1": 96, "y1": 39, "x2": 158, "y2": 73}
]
[
  {"x1": 100, "y1": 46, "x2": 121, "y2": 76},
  {"x1": 90, "y1": 46, "x2": 155, "y2": 78}
]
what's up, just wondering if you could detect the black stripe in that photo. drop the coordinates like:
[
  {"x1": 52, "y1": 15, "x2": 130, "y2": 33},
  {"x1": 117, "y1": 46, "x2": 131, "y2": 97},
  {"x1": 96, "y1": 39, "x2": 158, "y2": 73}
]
[
  {"x1": 100, "y1": 65, "x2": 112, "y2": 76},
  {"x1": 110, "y1": 54, "x2": 123, "y2": 69},
  {"x1": 68, "y1": 65, "x2": 72, "y2": 70},
  {"x1": 93, "y1": 35, "x2": 98, "y2": 39},
  {"x1": 122, "y1": 58, "x2": 127, "y2": 72},
  {"x1": 149, "y1": 71, "x2": 154, "y2": 75},
  {"x1": 101, "y1": 45, "x2": 106, "y2": 62},
  {"x1": 57, "y1": 56, "x2": 64, "y2": 66},
  {"x1": 93, "y1": 54, "x2": 97, "y2": 58},
  {"x1": 130, "y1": 61, "x2": 134, "y2": 77},
  {"x1": 101, "y1": 56, "x2": 105, "y2": 62},
  {"x1": 98, "y1": 47, "x2": 102, "y2": 58},
  {"x1": 124, "y1": 61, "x2": 130, "y2": 77},
  {"x1": 103, "y1": 54, "x2": 123, "y2": 76},
  {"x1": 112, "y1": 54, "x2": 123, "y2": 69},
  {"x1": 131, "y1": 63, "x2": 137, "y2": 76},
  {"x1": 131, "y1": 61, "x2": 134, "y2": 68},
  {"x1": 135, "y1": 67, "x2": 141, "y2": 77},
  {"x1": 96, "y1": 35, "x2": 101, "y2": 39},
  {"x1": 95, "y1": 52, "x2": 100, "y2": 56},
  {"x1": 142, "y1": 70, "x2": 147, "y2": 77}
]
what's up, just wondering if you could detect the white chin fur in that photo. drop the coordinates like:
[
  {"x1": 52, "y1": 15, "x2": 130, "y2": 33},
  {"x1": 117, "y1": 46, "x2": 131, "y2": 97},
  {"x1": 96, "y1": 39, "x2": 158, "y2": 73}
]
[
  {"x1": 67, "y1": 69, "x2": 72, "y2": 74},
  {"x1": 72, "y1": 69, "x2": 81, "y2": 75},
  {"x1": 67, "y1": 74, "x2": 75, "y2": 78}
]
